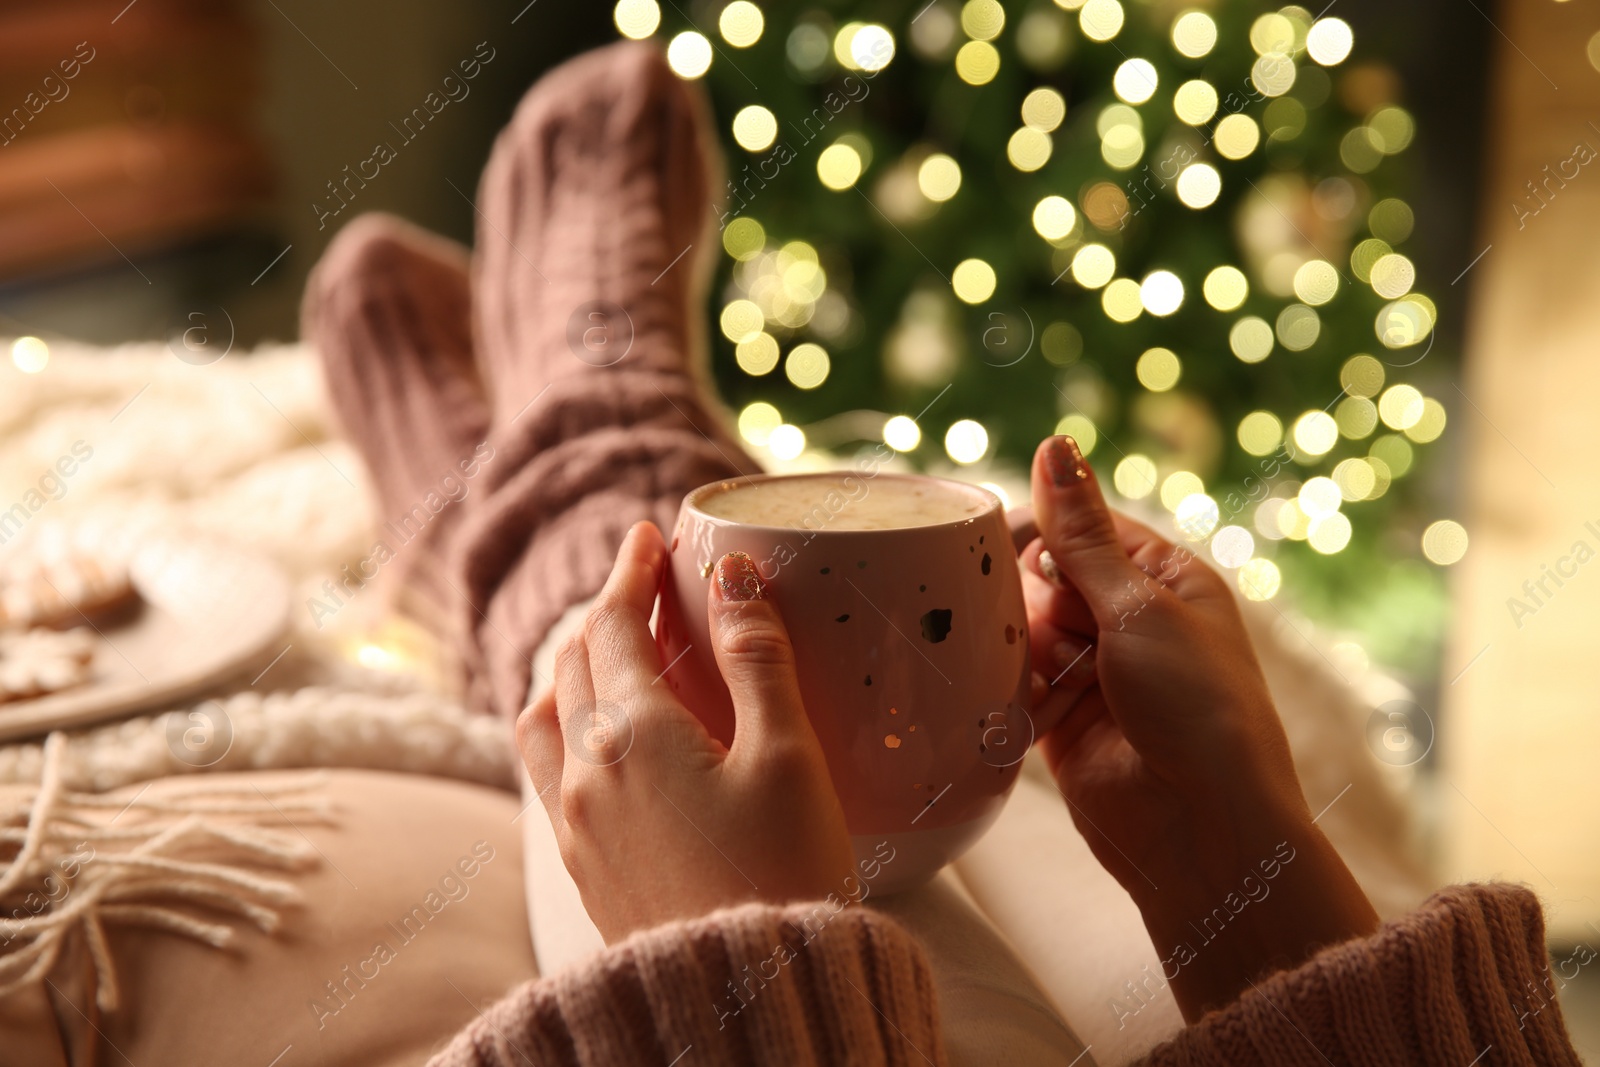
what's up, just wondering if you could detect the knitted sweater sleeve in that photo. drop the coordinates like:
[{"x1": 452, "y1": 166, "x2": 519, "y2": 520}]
[
  {"x1": 426, "y1": 900, "x2": 947, "y2": 1067},
  {"x1": 1136, "y1": 883, "x2": 1583, "y2": 1067},
  {"x1": 429, "y1": 884, "x2": 1579, "y2": 1067}
]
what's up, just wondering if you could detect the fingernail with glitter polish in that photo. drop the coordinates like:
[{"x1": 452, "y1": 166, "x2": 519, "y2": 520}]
[
  {"x1": 715, "y1": 551, "x2": 767, "y2": 601},
  {"x1": 1045, "y1": 435, "x2": 1090, "y2": 488},
  {"x1": 1039, "y1": 549, "x2": 1062, "y2": 586}
]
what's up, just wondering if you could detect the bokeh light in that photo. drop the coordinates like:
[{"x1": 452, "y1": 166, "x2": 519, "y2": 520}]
[
  {"x1": 1080, "y1": 0, "x2": 1125, "y2": 41},
  {"x1": 10, "y1": 336, "x2": 48, "y2": 374},
  {"x1": 817, "y1": 143, "x2": 863, "y2": 189},
  {"x1": 851, "y1": 24, "x2": 896, "y2": 71},
  {"x1": 1171, "y1": 11, "x2": 1217, "y2": 58},
  {"x1": 1071, "y1": 244, "x2": 1116, "y2": 288},
  {"x1": 1370, "y1": 253, "x2": 1416, "y2": 298},
  {"x1": 1101, "y1": 125, "x2": 1145, "y2": 169},
  {"x1": 1336, "y1": 396, "x2": 1379, "y2": 438},
  {"x1": 1176, "y1": 163, "x2": 1221, "y2": 208},
  {"x1": 1341, "y1": 354, "x2": 1385, "y2": 397},
  {"x1": 1176, "y1": 493, "x2": 1220, "y2": 540},
  {"x1": 614, "y1": 0, "x2": 660, "y2": 40},
  {"x1": 732, "y1": 106, "x2": 778, "y2": 151},
  {"x1": 738, "y1": 401, "x2": 781, "y2": 446},
  {"x1": 735, "y1": 332, "x2": 780, "y2": 375},
  {"x1": 1369, "y1": 198, "x2": 1415, "y2": 243},
  {"x1": 718, "y1": 1, "x2": 764, "y2": 47},
  {"x1": 1214, "y1": 114, "x2": 1261, "y2": 160},
  {"x1": 666, "y1": 31, "x2": 713, "y2": 78},
  {"x1": 1298, "y1": 476, "x2": 1342, "y2": 518},
  {"x1": 1140, "y1": 271, "x2": 1184, "y2": 316},
  {"x1": 1333, "y1": 458, "x2": 1377, "y2": 501},
  {"x1": 1293, "y1": 410, "x2": 1339, "y2": 455},
  {"x1": 961, "y1": 0, "x2": 1006, "y2": 41},
  {"x1": 1137, "y1": 347, "x2": 1181, "y2": 391},
  {"x1": 918, "y1": 154, "x2": 963, "y2": 201},
  {"x1": 1378, "y1": 384, "x2": 1425, "y2": 430},
  {"x1": 1021, "y1": 88, "x2": 1067, "y2": 131},
  {"x1": 1371, "y1": 434, "x2": 1414, "y2": 477},
  {"x1": 1102, "y1": 278, "x2": 1144, "y2": 322},
  {"x1": 785, "y1": 342, "x2": 830, "y2": 389},
  {"x1": 1211, "y1": 526, "x2": 1254, "y2": 568},
  {"x1": 1422, "y1": 520, "x2": 1469, "y2": 565},
  {"x1": 720, "y1": 299, "x2": 764, "y2": 343},
  {"x1": 1160, "y1": 470, "x2": 1204, "y2": 512},
  {"x1": 768, "y1": 423, "x2": 806, "y2": 460},
  {"x1": 1204, "y1": 266, "x2": 1249, "y2": 310},
  {"x1": 1405, "y1": 398, "x2": 1447, "y2": 443},
  {"x1": 722, "y1": 217, "x2": 764, "y2": 260},
  {"x1": 1249, "y1": 13, "x2": 1295, "y2": 55},
  {"x1": 1250, "y1": 53, "x2": 1296, "y2": 97},
  {"x1": 1306, "y1": 17, "x2": 1353, "y2": 65},
  {"x1": 1032, "y1": 196, "x2": 1078, "y2": 240},
  {"x1": 1007, "y1": 127, "x2": 1053, "y2": 171},
  {"x1": 1238, "y1": 558, "x2": 1282, "y2": 600},
  {"x1": 1292, "y1": 260, "x2": 1339, "y2": 305},
  {"x1": 1230, "y1": 317, "x2": 1274, "y2": 363},
  {"x1": 1369, "y1": 107, "x2": 1415, "y2": 154},
  {"x1": 945, "y1": 419, "x2": 989, "y2": 464},
  {"x1": 1054, "y1": 414, "x2": 1098, "y2": 454},
  {"x1": 1173, "y1": 80, "x2": 1218, "y2": 125},
  {"x1": 1308, "y1": 512, "x2": 1352, "y2": 554},
  {"x1": 1113, "y1": 454, "x2": 1158, "y2": 498},
  {"x1": 1114, "y1": 59, "x2": 1159, "y2": 104},
  {"x1": 883, "y1": 415, "x2": 922, "y2": 452},
  {"x1": 1237, "y1": 410, "x2": 1283, "y2": 455},
  {"x1": 1276, "y1": 304, "x2": 1321, "y2": 351},
  {"x1": 952, "y1": 258, "x2": 997, "y2": 303},
  {"x1": 955, "y1": 40, "x2": 1000, "y2": 83}
]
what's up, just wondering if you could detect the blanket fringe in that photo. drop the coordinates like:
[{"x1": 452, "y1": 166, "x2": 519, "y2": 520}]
[{"x1": 0, "y1": 733, "x2": 324, "y2": 1012}]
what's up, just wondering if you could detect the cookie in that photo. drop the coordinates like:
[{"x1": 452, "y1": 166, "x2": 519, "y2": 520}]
[
  {"x1": 0, "y1": 553, "x2": 139, "y2": 630},
  {"x1": 0, "y1": 627, "x2": 96, "y2": 703}
]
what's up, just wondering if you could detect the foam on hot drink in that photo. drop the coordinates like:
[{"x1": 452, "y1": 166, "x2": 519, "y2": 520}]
[{"x1": 699, "y1": 474, "x2": 990, "y2": 532}]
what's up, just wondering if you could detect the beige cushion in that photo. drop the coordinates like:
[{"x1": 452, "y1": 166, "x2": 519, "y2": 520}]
[{"x1": 11, "y1": 769, "x2": 537, "y2": 1066}]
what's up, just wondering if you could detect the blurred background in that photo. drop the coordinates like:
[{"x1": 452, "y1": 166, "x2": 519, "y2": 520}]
[{"x1": 2, "y1": 0, "x2": 1597, "y2": 1049}]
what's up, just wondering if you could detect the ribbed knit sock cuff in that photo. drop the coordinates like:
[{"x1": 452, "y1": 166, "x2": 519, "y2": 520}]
[{"x1": 453, "y1": 372, "x2": 758, "y2": 719}]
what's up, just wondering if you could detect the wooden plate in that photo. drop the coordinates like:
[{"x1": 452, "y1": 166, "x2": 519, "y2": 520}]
[{"x1": 0, "y1": 537, "x2": 291, "y2": 742}]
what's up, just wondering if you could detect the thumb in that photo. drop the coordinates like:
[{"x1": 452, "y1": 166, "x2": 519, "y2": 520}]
[
  {"x1": 1031, "y1": 435, "x2": 1147, "y2": 629},
  {"x1": 707, "y1": 551, "x2": 814, "y2": 755}
]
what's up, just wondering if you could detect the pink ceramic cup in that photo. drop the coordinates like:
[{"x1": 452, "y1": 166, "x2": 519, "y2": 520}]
[{"x1": 656, "y1": 471, "x2": 1031, "y2": 894}]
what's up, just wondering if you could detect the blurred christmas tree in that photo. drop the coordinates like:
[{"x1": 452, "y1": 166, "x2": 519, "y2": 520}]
[{"x1": 611, "y1": 0, "x2": 1459, "y2": 671}]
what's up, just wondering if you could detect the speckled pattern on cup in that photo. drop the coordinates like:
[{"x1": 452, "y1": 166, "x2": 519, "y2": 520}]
[{"x1": 657, "y1": 472, "x2": 1031, "y2": 894}]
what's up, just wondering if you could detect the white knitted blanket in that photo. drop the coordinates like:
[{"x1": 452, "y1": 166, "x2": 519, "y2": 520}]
[
  {"x1": 1, "y1": 340, "x2": 514, "y2": 794},
  {"x1": 0, "y1": 341, "x2": 518, "y2": 1007}
]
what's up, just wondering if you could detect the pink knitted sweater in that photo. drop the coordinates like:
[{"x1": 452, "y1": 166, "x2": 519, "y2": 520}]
[{"x1": 428, "y1": 883, "x2": 1579, "y2": 1066}]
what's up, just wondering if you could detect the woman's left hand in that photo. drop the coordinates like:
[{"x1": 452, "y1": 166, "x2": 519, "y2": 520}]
[{"x1": 517, "y1": 521, "x2": 857, "y2": 944}]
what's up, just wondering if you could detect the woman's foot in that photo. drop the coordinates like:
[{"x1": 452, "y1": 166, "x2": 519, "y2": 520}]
[
  {"x1": 454, "y1": 42, "x2": 760, "y2": 719},
  {"x1": 302, "y1": 213, "x2": 490, "y2": 630}
]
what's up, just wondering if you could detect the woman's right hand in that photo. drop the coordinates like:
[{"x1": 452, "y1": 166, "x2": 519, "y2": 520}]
[{"x1": 1023, "y1": 435, "x2": 1379, "y2": 1021}]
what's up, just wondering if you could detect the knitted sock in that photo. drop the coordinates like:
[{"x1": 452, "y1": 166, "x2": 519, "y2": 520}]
[
  {"x1": 302, "y1": 213, "x2": 491, "y2": 632},
  {"x1": 455, "y1": 42, "x2": 761, "y2": 719}
]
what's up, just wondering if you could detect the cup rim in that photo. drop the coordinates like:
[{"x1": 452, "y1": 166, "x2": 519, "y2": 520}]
[{"x1": 683, "y1": 471, "x2": 1003, "y2": 536}]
